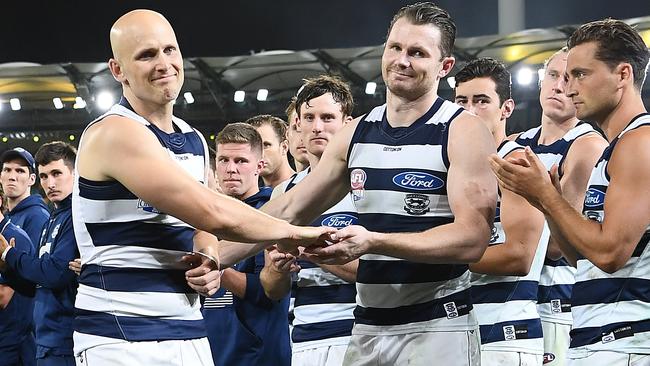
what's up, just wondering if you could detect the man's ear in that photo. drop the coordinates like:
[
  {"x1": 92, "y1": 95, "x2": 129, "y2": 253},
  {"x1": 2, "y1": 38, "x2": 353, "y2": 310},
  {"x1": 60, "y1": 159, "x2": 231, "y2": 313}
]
[{"x1": 501, "y1": 99, "x2": 515, "y2": 120}]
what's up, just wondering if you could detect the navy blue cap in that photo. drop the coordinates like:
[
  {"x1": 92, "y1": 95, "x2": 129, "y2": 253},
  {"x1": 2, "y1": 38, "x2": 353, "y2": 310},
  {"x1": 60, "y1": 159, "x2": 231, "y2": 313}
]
[{"x1": 1, "y1": 147, "x2": 36, "y2": 173}]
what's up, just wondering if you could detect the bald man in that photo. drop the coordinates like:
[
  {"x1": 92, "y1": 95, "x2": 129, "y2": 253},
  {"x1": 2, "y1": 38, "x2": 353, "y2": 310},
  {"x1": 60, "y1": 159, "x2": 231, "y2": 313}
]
[{"x1": 71, "y1": 10, "x2": 333, "y2": 365}]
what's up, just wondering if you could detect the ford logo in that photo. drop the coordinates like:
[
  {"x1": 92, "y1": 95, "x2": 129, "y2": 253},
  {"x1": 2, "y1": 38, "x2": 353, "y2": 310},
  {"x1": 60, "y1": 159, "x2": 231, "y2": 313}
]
[
  {"x1": 321, "y1": 214, "x2": 357, "y2": 228},
  {"x1": 584, "y1": 188, "x2": 605, "y2": 208},
  {"x1": 392, "y1": 172, "x2": 444, "y2": 191}
]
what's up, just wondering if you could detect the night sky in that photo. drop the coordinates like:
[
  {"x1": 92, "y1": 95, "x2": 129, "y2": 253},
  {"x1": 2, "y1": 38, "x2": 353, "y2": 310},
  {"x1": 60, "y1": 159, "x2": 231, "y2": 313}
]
[{"x1": 1, "y1": 0, "x2": 649, "y2": 64}]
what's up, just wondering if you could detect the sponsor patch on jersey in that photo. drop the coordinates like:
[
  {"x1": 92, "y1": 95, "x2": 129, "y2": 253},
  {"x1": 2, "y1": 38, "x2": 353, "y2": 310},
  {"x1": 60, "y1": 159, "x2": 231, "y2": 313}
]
[
  {"x1": 584, "y1": 188, "x2": 605, "y2": 208},
  {"x1": 392, "y1": 172, "x2": 444, "y2": 191},
  {"x1": 350, "y1": 168, "x2": 367, "y2": 201},
  {"x1": 444, "y1": 301, "x2": 459, "y2": 319},
  {"x1": 137, "y1": 199, "x2": 162, "y2": 214},
  {"x1": 602, "y1": 325, "x2": 634, "y2": 344},
  {"x1": 502, "y1": 324, "x2": 529, "y2": 341},
  {"x1": 550, "y1": 299, "x2": 571, "y2": 313},
  {"x1": 403, "y1": 193, "x2": 430, "y2": 215},
  {"x1": 321, "y1": 214, "x2": 357, "y2": 228}
]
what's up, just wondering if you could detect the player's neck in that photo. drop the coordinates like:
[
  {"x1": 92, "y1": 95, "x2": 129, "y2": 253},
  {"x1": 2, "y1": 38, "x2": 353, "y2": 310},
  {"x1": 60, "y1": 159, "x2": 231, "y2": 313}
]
[
  {"x1": 238, "y1": 186, "x2": 260, "y2": 201},
  {"x1": 6, "y1": 193, "x2": 29, "y2": 212},
  {"x1": 386, "y1": 88, "x2": 439, "y2": 128},
  {"x1": 599, "y1": 89, "x2": 647, "y2": 141},
  {"x1": 124, "y1": 93, "x2": 175, "y2": 133},
  {"x1": 538, "y1": 115, "x2": 580, "y2": 145},
  {"x1": 493, "y1": 125, "x2": 506, "y2": 147},
  {"x1": 263, "y1": 163, "x2": 295, "y2": 189}
]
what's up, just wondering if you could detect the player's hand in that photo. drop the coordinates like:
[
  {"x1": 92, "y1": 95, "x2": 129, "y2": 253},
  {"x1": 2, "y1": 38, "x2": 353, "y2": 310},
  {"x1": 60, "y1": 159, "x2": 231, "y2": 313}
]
[
  {"x1": 0, "y1": 234, "x2": 15, "y2": 272},
  {"x1": 302, "y1": 225, "x2": 372, "y2": 265},
  {"x1": 68, "y1": 258, "x2": 82, "y2": 276},
  {"x1": 489, "y1": 147, "x2": 555, "y2": 211},
  {"x1": 276, "y1": 225, "x2": 337, "y2": 255},
  {"x1": 267, "y1": 245, "x2": 301, "y2": 273},
  {"x1": 183, "y1": 253, "x2": 222, "y2": 297}
]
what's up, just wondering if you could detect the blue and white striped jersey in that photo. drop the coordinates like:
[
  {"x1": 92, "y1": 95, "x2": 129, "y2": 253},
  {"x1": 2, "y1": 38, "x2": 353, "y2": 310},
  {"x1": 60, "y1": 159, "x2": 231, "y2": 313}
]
[
  {"x1": 516, "y1": 122, "x2": 597, "y2": 324},
  {"x1": 569, "y1": 114, "x2": 650, "y2": 356},
  {"x1": 347, "y1": 98, "x2": 476, "y2": 334},
  {"x1": 286, "y1": 169, "x2": 358, "y2": 351},
  {"x1": 72, "y1": 101, "x2": 210, "y2": 353},
  {"x1": 470, "y1": 140, "x2": 545, "y2": 354}
]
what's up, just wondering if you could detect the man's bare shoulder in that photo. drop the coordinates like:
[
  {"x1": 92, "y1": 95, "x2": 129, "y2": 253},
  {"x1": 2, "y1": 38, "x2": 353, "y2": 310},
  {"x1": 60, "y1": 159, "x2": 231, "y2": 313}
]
[
  {"x1": 566, "y1": 131, "x2": 608, "y2": 163},
  {"x1": 81, "y1": 114, "x2": 158, "y2": 152},
  {"x1": 78, "y1": 114, "x2": 164, "y2": 181},
  {"x1": 449, "y1": 111, "x2": 492, "y2": 139}
]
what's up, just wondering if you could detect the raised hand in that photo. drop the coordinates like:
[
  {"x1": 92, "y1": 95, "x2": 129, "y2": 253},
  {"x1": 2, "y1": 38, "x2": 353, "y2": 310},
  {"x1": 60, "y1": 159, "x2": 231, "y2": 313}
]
[{"x1": 489, "y1": 147, "x2": 556, "y2": 211}]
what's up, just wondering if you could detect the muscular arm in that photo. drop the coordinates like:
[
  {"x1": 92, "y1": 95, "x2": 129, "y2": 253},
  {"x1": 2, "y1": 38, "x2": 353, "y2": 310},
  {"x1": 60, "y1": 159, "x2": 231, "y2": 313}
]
[
  {"x1": 547, "y1": 133, "x2": 608, "y2": 264},
  {"x1": 369, "y1": 114, "x2": 497, "y2": 263},
  {"x1": 77, "y1": 117, "x2": 327, "y2": 247},
  {"x1": 470, "y1": 151, "x2": 545, "y2": 276}
]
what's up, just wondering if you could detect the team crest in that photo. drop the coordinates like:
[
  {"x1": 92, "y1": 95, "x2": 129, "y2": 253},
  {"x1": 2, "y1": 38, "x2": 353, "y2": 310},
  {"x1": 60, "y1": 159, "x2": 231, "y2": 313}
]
[
  {"x1": 403, "y1": 193, "x2": 430, "y2": 215},
  {"x1": 585, "y1": 210, "x2": 603, "y2": 223},
  {"x1": 51, "y1": 224, "x2": 61, "y2": 239},
  {"x1": 350, "y1": 168, "x2": 367, "y2": 201},
  {"x1": 489, "y1": 225, "x2": 499, "y2": 244}
]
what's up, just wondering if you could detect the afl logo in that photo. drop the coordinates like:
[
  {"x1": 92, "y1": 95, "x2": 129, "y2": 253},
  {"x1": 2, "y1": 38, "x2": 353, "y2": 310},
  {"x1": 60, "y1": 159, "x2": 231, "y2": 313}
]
[
  {"x1": 584, "y1": 188, "x2": 605, "y2": 208},
  {"x1": 543, "y1": 353, "x2": 555, "y2": 364},
  {"x1": 350, "y1": 168, "x2": 367, "y2": 201},
  {"x1": 392, "y1": 172, "x2": 444, "y2": 191},
  {"x1": 321, "y1": 214, "x2": 357, "y2": 228}
]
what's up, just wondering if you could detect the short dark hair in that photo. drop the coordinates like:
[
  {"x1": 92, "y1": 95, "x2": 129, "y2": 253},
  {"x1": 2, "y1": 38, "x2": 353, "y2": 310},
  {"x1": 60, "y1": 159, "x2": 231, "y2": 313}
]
[
  {"x1": 454, "y1": 57, "x2": 512, "y2": 104},
  {"x1": 34, "y1": 141, "x2": 76, "y2": 170},
  {"x1": 568, "y1": 19, "x2": 650, "y2": 90},
  {"x1": 295, "y1": 74, "x2": 354, "y2": 117},
  {"x1": 216, "y1": 122, "x2": 263, "y2": 157},
  {"x1": 387, "y1": 2, "x2": 456, "y2": 59},
  {"x1": 245, "y1": 115, "x2": 287, "y2": 144}
]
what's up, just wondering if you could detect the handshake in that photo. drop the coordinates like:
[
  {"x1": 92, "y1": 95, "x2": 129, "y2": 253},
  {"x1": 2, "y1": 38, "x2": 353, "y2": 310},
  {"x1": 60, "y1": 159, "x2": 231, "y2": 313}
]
[{"x1": 268, "y1": 224, "x2": 372, "y2": 273}]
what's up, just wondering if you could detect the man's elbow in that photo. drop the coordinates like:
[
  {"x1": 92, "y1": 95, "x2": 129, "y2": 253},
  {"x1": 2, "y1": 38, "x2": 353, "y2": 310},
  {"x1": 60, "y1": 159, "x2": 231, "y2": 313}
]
[
  {"x1": 508, "y1": 260, "x2": 532, "y2": 277},
  {"x1": 592, "y1": 254, "x2": 626, "y2": 274},
  {"x1": 464, "y1": 242, "x2": 488, "y2": 263}
]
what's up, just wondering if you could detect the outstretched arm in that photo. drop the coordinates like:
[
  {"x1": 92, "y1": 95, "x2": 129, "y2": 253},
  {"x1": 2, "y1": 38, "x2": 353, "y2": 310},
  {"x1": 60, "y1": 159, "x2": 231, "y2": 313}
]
[
  {"x1": 77, "y1": 116, "x2": 334, "y2": 249},
  {"x1": 261, "y1": 119, "x2": 358, "y2": 224}
]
